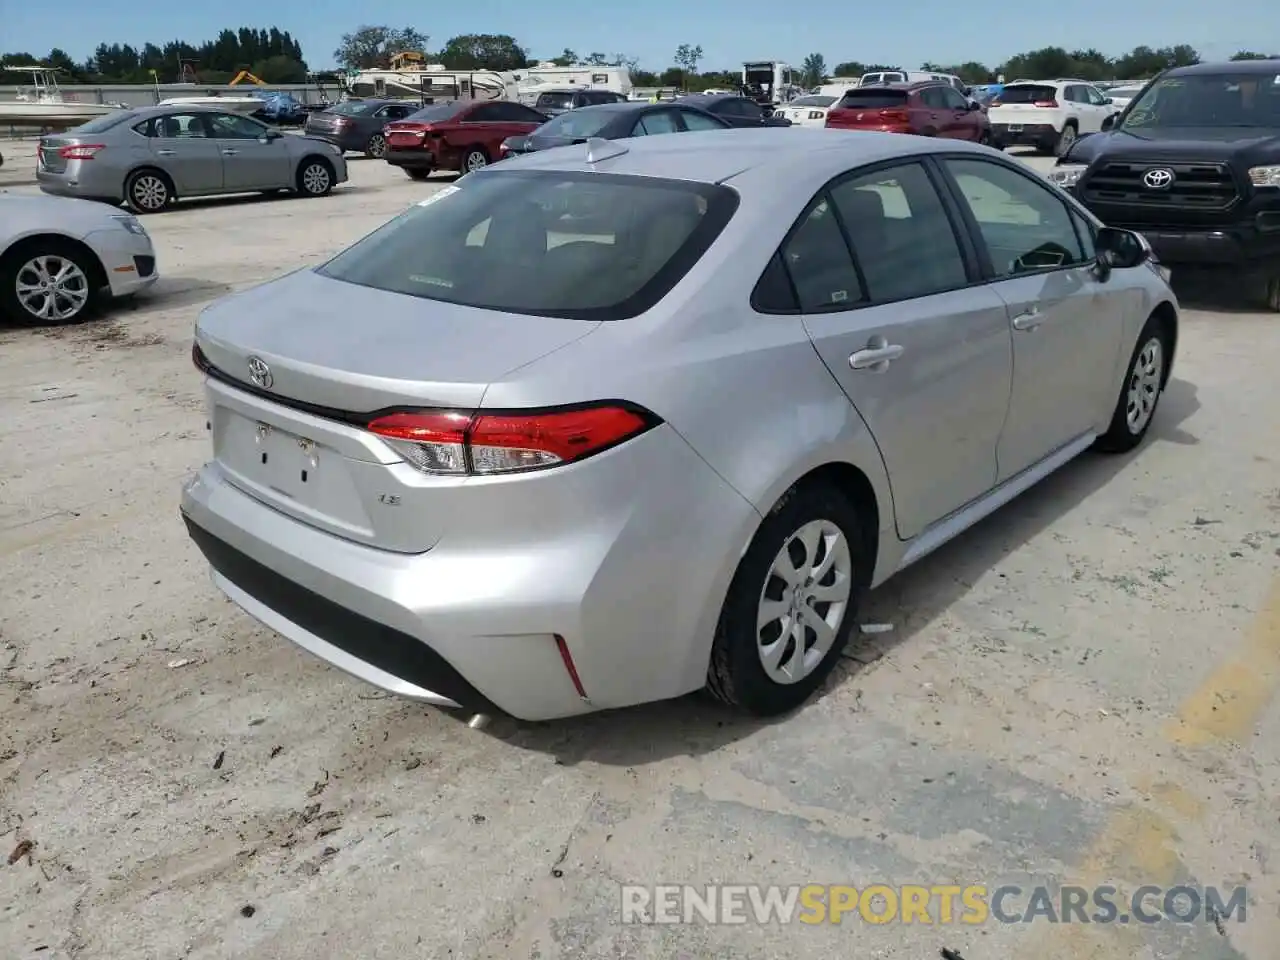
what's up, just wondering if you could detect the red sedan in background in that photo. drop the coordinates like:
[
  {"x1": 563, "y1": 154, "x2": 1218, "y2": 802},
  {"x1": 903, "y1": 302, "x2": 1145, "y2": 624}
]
[
  {"x1": 826, "y1": 81, "x2": 991, "y2": 143},
  {"x1": 383, "y1": 100, "x2": 550, "y2": 180}
]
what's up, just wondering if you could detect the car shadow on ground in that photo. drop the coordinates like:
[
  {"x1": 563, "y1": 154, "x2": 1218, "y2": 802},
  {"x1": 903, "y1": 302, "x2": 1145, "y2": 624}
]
[
  {"x1": 485, "y1": 378, "x2": 1200, "y2": 766},
  {"x1": 162, "y1": 185, "x2": 378, "y2": 213},
  {"x1": 1171, "y1": 273, "x2": 1273, "y2": 315}
]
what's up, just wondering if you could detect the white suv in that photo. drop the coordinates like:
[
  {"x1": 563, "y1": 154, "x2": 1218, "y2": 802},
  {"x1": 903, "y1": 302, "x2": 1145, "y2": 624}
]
[{"x1": 988, "y1": 79, "x2": 1119, "y2": 156}]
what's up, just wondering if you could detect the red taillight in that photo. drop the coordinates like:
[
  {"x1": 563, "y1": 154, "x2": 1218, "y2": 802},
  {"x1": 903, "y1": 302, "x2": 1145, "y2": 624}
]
[
  {"x1": 1033, "y1": 99, "x2": 1059, "y2": 108},
  {"x1": 366, "y1": 404, "x2": 657, "y2": 475},
  {"x1": 879, "y1": 108, "x2": 910, "y2": 123},
  {"x1": 58, "y1": 143, "x2": 104, "y2": 160},
  {"x1": 990, "y1": 98, "x2": 1002, "y2": 107}
]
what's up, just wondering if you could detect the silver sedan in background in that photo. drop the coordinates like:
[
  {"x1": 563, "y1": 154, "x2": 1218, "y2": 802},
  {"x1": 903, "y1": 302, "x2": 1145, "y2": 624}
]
[
  {"x1": 36, "y1": 105, "x2": 348, "y2": 214},
  {"x1": 182, "y1": 130, "x2": 1178, "y2": 722}
]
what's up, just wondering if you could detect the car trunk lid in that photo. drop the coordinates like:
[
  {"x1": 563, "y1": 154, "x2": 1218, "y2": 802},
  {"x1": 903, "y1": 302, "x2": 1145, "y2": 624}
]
[
  {"x1": 385, "y1": 121, "x2": 431, "y2": 149},
  {"x1": 194, "y1": 268, "x2": 599, "y2": 552}
]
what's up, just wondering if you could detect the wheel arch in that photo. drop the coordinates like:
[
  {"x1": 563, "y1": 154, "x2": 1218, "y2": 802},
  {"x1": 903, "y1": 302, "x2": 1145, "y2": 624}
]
[
  {"x1": 0, "y1": 232, "x2": 108, "y2": 293},
  {"x1": 1149, "y1": 299, "x2": 1178, "y2": 386}
]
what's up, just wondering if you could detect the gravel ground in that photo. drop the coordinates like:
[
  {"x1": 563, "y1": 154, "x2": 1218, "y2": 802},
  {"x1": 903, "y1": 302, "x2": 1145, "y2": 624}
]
[{"x1": 1, "y1": 141, "x2": 1278, "y2": 960}]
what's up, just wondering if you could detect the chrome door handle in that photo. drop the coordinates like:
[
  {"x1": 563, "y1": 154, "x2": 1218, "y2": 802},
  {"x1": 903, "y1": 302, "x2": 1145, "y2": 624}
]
[
  {"x1": 1012, "y1": 307, "x2": 1042, "y2": 331},
  {"x1": 222, "y1": 149, "x2": 238, "y2": 156},
  {"x1": 849, "y1": 343, "x2": 904, "y2": 370},
  {"x1": 155, "y1": 149, "x2": 176, "y2": 156}
]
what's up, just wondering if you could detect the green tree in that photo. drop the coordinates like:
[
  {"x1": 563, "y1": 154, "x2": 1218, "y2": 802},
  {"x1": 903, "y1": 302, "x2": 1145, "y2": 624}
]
[
  {"x1": 673, "y1": 43, "x2": 703, "y2": 89},
  {"x1": 333, "y1": 25, "x2": 429, "y2": 70},
  {"x1": 438, "y1": 34, "x2": 528, "y2": 71},
  {"x1": 801, "y1": 52, "x2": 827, "y2": 88},
  {"x1": 831, "y1": 61, "x2": 865, "y2": 78},
  {"x1": 1231, "y1": 50, "x2": 1278, "y2": 60},
  {"x1": 549, "y1": 48, "x2": 577, "y2": 66}
]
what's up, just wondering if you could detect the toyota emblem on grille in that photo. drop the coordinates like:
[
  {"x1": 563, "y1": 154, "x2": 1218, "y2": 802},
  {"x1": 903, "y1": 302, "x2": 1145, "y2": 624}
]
[
  {"x1": 247, "y1": 356, "x2": 273, "y2": 389},
  {"x1": 1142, "y1": 168, "x2": 1175, "y2": 190}
]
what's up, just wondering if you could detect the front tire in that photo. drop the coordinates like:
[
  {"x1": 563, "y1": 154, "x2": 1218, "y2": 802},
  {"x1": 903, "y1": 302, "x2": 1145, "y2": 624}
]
[
  {"x1": 1094, "y1": 316, "x2": 1171, "y2": 453},
  {"x1": 296, "y1": 158, "x2": 334, "y2": 197},
  {"x1": 365, "y1": 133, "x2": 386, "y2": 159},
  {"x1": 124, "y1": 168, "x2": 172, "y2": 214},
  {"x1": 707, "y1": 483, "x2": 866, "y2": 716},
  {"x1": 0, "y1": 239, "x2": 101, "y2": 326}
]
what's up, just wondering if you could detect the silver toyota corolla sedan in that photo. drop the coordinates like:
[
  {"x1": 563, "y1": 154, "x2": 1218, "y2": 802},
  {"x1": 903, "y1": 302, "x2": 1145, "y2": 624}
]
[
  {"x1": 36, "y1": 105, "x2": 348, "y2": 214},
  {"x1": 181, "y1": 129, "x2": 1178, "y2": 721}
]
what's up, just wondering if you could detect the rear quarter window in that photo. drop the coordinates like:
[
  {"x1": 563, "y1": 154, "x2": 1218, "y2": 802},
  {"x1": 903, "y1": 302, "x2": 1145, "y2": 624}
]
[{"x1": 317, "y1": 171, "x2": 739, "y2": 321}]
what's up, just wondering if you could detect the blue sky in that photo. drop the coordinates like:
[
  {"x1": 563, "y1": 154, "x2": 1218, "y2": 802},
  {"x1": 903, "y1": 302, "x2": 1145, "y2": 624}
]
[{"x1": 4, "y1": 0, "x2": 1276, "y2": 73}]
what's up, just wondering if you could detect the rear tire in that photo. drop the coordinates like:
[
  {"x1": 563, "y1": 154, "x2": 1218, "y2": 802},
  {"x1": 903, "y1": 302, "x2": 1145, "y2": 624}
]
[
  {"x1": 1094, "y1": 315, "x2": 1172, "y2": 453},
  {"x1": 405, "y1": 168, "x2": 431, "y2": 181},
  {"x1": 365, "y1": 133, "x2": 386, "y2": 159},
  {"x1": 1054, "y1": 122, "x2": 1078, "y2": 158},
  {"x1": 296, "y1": 157, "x2": 334, "y2": 197},
  {"x1": 461, "y1": 148, "x2": 488, "y2": 173},
  {"x1": 1264, "y1": 275, "x2": 1280, "y2": 313},
  {"x1": 124, "y1": 168, "x2": 173, "y2": 214},
  {"x1": 0, "y1": 238, "x2": 102, "y2": 326},
  {"x1": 707, "y1": 482, "x2": 866, "y2": 716}
]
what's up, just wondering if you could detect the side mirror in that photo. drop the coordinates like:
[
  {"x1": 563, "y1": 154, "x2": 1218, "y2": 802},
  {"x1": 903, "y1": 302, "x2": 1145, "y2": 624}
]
[
  {"x1": 259, "y1": 129, "x2": 282, "y2": 143},
  {"x1": 1094, "y1": 227, "x2": 1150, "y2": 279},
  {"x1": 967, "y1": 100, "x2": 981, "y2": 111},
  {"x1": 1101, "y1": 114, "x2": 1116, "y2": 132},
  {"x1": 1102, "y1": 97, "x2": 1114, "y2": 105}
]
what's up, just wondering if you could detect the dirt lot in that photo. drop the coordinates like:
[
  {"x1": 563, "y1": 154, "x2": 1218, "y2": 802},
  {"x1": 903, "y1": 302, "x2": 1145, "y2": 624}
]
[{"x1": 1, "y1": 142, "x2": 1279, "y2": 960}]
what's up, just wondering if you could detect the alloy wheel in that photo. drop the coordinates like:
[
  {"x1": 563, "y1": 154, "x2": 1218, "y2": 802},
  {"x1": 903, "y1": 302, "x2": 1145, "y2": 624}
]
[
  {"x1": 465, "y1": 151, "x2": 488, "y2": 172},
  {"x1": 16, "y1": 254, "x2": 90, "y2": 322},
  {"x1": 1125, "y1": 336, "x2": 1164, "y2": 434},
  {"x1": 132, "y1": 174, "x2": 168, "y2": 211},
  {"x1": 301, "y1": 163, "x2": 330, "y2": 194},
  {"x1": 367, "y1": 134, "x2": 386, "y2": 158},
  {"x1": 756, "y1": 519, "x2": 853, "y2": 684}
]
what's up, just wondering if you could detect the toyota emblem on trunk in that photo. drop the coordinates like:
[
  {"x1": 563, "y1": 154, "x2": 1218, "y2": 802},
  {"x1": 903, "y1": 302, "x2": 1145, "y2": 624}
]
[
  {"x1": 1142, "y1": 168, "x2": 1175, "y2": 190},
  {"x1": 247, "y1": 356, "x2": 273, "y2": 389}
]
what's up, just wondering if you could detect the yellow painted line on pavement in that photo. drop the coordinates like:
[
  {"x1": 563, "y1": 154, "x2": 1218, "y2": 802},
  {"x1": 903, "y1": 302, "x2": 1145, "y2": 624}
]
[{"x1": 1035, "y1": 577, "x2": 1280, "y2": 960}]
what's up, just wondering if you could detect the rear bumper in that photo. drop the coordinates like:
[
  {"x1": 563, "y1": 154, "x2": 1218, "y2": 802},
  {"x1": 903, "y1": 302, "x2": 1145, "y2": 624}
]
[
  {"x1": 826, "y1": 122, "x2": 912, "y2": 135},
  {"x1": 990, "y1": 122, "x2": 1057, "y2": 146},
  {"x1": 383, "y1": 147, "x2": 435, "y2": 170},
  {"x1": 38, "y1": 167, "x2": 124, "y2": 203},
  {"x1": 179, "y1": 423, "x2": 758, "y2": 721}
]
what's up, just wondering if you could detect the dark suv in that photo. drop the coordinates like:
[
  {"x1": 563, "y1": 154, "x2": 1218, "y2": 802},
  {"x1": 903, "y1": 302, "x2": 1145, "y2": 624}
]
[
  {"x1": 1051, "y1": 60, "x2": 1280, "y2": 310},
  {"x1": 532, "y1": 88, "x2": 629, "y2": 116}
]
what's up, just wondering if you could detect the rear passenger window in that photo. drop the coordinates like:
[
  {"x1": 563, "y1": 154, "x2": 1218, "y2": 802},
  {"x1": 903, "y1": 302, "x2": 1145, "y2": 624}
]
[
  {"x1": 779, "y1": 196, "x2": 866, "y2": 311},
  {"x1": 943, "y1": 158, "x2": 1087, "y2": 275},
  {"x1": 828, "y1": 162, "x2": 969, "y2": 302}
]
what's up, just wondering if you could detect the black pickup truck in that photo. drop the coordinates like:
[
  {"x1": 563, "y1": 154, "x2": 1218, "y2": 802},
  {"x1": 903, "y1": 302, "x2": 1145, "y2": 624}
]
[{"x1": 1048, "y1": 60, "x2": 1280, "y2": 311}]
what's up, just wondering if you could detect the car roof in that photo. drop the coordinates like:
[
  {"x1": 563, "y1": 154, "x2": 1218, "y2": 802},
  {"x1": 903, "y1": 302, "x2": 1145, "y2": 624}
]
[
  {"x1": 567, "y1": 100, "x2": 668, "y2": 114},
  {"x1": 477, "y1": 127, "x2": 996, "y2": 186},
  {"x1": 677, "y1": 93, "x2": 738, "y2": 106},
  {"x1": 1166, "y1": 59, "x2": 1280, "y2": 77},
  {"x1": 111, "y1": 103, "x2": 233, "y2": 120}
]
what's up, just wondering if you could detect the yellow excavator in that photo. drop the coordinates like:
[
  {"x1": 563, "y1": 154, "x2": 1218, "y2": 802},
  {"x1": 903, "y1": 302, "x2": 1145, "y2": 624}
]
[{"x1": 228, "y1": 70, "x2": 266, "y2": 86}]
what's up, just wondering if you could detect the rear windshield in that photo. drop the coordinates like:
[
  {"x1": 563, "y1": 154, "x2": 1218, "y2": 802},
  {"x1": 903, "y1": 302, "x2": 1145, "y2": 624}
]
[
  {"x1": 791, "y1": 95, "x2": 837, "y2": 107},
  {"x1": 70, "y1": 111, "x2": 133, "y2": 134},
  {"x1": 317, "y1": 170, "x2": 739, "y2": 321},
  {"x1": 996, "y1": 85, "x2": 1057, "y2": 103},
  {"x1": 535, "y1": 92, "x2": 575, "y2": 110},
  {"x1": 534, "y1": 108, "x2": 615, "y2": 139},
  {"x1": 328, "y1": 100, "x2": 376, "y2": 116},
  {"x1": 408, "y1": 102, "x2": 467, "y2": 122},
  {"x1": 840, "y1": 89, "x2": 908, "y2": 108}
]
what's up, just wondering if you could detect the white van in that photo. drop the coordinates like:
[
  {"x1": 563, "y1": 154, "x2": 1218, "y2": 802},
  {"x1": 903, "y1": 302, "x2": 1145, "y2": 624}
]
[{"x1": 860, "y1": 70, "x2": 968, "y2": 93}]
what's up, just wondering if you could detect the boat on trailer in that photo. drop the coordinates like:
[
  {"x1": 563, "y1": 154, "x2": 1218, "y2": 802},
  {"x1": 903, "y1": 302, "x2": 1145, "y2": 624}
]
[{"x1": 0, "y1": 65, "x2": 122, "y2": 127}]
